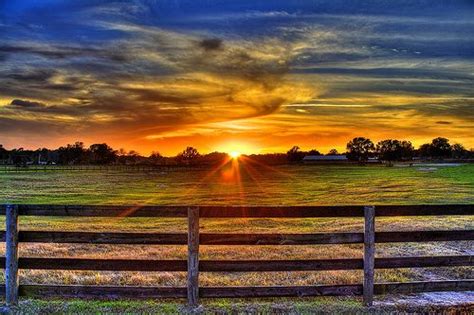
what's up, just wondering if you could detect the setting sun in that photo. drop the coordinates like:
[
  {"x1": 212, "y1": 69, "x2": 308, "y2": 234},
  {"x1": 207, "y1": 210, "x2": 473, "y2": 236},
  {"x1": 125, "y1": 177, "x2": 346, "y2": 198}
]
[{"x1": 229, "y1": 151, "x2": 241, "y2": 159}]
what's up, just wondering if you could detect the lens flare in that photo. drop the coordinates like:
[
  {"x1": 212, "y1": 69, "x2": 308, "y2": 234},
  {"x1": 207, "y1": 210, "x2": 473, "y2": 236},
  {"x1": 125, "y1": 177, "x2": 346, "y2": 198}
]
[{"x1": 230, "y1": 151, "x2": 241, "y2": 159}]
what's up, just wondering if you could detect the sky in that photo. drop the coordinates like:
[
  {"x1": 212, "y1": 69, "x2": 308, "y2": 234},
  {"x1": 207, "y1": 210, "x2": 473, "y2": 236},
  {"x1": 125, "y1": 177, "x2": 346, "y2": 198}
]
[{"x1": 0, "y1": 0, "x2": 473, "y2": 155}]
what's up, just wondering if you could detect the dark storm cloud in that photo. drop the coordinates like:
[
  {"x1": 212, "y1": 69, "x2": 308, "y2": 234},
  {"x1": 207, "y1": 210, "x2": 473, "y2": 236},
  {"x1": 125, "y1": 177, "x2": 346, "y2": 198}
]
[
  {"x1": 0, "y1": 45, "x2": 96, "y2": 59},
  {"x1": 0, "y1": 117, "x2": 63, "y2": 134},
  {"x1": 6, "y1": 99, "x2": 81, "y2": 116},
  {"x1": 318, "y1": 79, "x2": 474, "y2": 100},
  {"x1": 370, "y1": 101, "x2": 474, "y2": 121},
  {"x1": 10, "y1": 99, "x2": 45, "y2": 108},
  {"x1": 199, "y1": 38, "x2": 223, "y2": 50},
  {"x1": 292, "y1": 67, "x2": 474, "y2": 82},
  {"x1": 123, "y1": 88, "x2": 200, "y2": 105},
  {"x1": 6, "y1": 70, "x2": 55, "y2": 82},
  {"x1": 0, "y1": 44, "x2": 128, "y2": 62}
]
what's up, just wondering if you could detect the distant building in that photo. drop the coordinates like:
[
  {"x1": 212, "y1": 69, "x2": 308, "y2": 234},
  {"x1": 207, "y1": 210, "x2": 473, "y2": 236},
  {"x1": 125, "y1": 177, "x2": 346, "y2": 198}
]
[
  {"x1": 367, "y1": 157, "x2": 381, "y2": 163},
  {"x1": 303, "y1": 155, "x2": 348, "y2": 163}
]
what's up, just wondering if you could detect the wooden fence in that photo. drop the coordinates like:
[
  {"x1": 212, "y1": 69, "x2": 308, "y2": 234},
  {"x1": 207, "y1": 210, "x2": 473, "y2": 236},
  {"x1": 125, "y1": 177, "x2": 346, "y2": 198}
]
[{"x1": 0, "y1": 204, "x2": 473, "y2": 309}]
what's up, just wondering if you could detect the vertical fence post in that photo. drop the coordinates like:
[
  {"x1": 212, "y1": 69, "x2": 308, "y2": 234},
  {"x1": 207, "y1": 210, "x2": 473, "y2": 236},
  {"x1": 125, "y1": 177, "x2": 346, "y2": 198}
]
[
  {"x1": 5, "y1": 204, "x2": 19, "y2": 308},
  {"x1": 363, "y1": 205, "x2": 375, "y2": 306},
  {"x1": 187, "y1": 206, "x2": 200, "y2": 308}
]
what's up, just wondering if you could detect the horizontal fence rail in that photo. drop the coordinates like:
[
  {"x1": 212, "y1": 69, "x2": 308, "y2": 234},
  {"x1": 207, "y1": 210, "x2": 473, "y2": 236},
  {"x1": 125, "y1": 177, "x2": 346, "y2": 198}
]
[
  {"x1": 1, "y1": 204, "x2": 473, "y2": 217},
  {"x1": 1, "y1": 230, "x2": 473, "y2": 245},
  {"x1": 0, "y1": 255, "x2": 471, "y2": 271},
  {"x1": 1, "y1": 281, "x2": 473, "y2": 299},
  {"x1": 1, "y1": 204, "x2": 473, "y2": 309}
]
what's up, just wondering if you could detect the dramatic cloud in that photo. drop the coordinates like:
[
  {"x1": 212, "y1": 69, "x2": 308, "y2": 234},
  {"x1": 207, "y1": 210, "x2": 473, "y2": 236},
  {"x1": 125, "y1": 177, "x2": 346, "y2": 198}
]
[
  {"x1": 0, "y1": 1, "x2": 473, "y2": 153},
  {"x1": 199, "y1": 38, "x2": 223, "y2": 51},
  {"x1": 10, "y1": 99, "x2": 46, "y2": 108}
]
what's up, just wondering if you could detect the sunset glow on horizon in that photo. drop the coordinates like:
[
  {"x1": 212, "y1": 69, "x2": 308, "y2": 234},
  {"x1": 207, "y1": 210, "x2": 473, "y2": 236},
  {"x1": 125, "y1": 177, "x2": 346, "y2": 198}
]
[
  {"x1": 1, "y1": 1, "x2": 473, "y2": 155},
  {"x1": 229, "y1": 151, "x2": 241, "y2": 159}
]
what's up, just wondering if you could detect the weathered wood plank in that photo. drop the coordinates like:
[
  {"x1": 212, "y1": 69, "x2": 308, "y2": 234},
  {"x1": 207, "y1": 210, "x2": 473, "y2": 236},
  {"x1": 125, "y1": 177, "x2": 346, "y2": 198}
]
[
  {"x1": 14, "y1": 258, "x2": 188, "y2": 271},
  {"x1": 19, "y1": 285, "x2": 187, "y2": 298},
  {"x1": 0, "y1": 281, "x2": 470, "y2": 299},
  {"x1": 198, "y1": 206, "x2": 364, "y2": 217},
  {"x1": 200, "y1": 233, "x2": 364, "y2": 245},
  {"x1": 374, "y1": 280, "x2": 474, "y2": 295},
  {"x1": 363, "y1": 206, "x2": 375, "y2": 306},
  {"x1": 14, "y1": 284, "x2": 362, "y2": 298},
  {"x1": 16, "y1": 231, "x2": 188, "y2": 244},
  {"x1": 0, "y1": 205, "x2": 365, "y2": 217},
  {"x1": 0, "y1": 258, "x2": 363, "y2": 271},
  {"x1": 0, "y1": 205, "x2": 189, "y2": 217},
  {"x1": 0, "y1": 256, "x2": 470, "y2": 271},
  {"x1": 375, "y1": 255, "x2": 473, "y2": 268},
  {"x1": 0, "y1": 204, "x2": 472, "y2": 217},
  {"x1": 187, "y1": 206, "x2": 200, "y2": 307},
  {"x1": 199, "y1": 259, "x2": 363, "y2": 271},
  {"x1": 5, "y1": 204, "x2": 19, "y2": 307},
  {"x1": 375, "y1": 230, "x2": 474, "y2": 243},
  {"x1": 375, "y1": 204, "x2": 474, "y2": 216},
  {"x1": 200, "y1": 284, "x2": 362, "y2": 298},
  {"x1": 1, "y1": 230, "x2": 471, "y2": 244}
]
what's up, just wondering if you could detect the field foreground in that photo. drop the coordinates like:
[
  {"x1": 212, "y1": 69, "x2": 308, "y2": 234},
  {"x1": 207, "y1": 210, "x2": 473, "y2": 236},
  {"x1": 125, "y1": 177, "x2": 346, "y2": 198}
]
[
  {"x1": 2, "y1": 295, "x2": 474, "y2": 314},
  {"x1": 0, "y1": 165, "x2": 473, "y2": 311}
]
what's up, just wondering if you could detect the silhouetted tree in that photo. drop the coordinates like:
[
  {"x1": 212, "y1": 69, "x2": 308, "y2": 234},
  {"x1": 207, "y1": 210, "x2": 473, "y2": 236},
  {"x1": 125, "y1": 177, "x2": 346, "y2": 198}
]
[
  {"x1": 376, "y1": 140, "x2": 401, "y2": 166},
  {"x1": 346, "y1": 137, "x2": 375, "y2": 163},
  {"x1": 418, "y1": 143, "x2": 432, "y2": 158},
  {"x1": 149, "y1": 151, "x2": 164, "y2": 165},
  {"x1": 430, "y1": 137, "x2": 451, "y2": 158},
  {"x1": 327, "y1": 149, "x2": 339, "y2": 155},
  {"x1": 177, "y1": 146, "x2": 200, "y2": 165},
  {"x1": 58, "y1": 142, "x2": 87, "y2": 164},
  {"x1": 200, "y1": 152, "x2": 228, "y2": 165},
  {"x1": 287, "y1": 146, "x2": 305, "y2": 162},
  {"x1": 0, "y1": 145, "x2": 8, "y2": 161},
  {"x1": 10, "y1": 148, "x2": 30, "y2": 166},
  {"x1": 126, "y1": 150, "x2": 140, "y2": 164},
  {"x1": 115, "y1": 149, "x2": 144, "y2": 165},
  {"x1": 418, "y1": 137, "x2": 452, "y2": 159},
  {"x1": 116, "y1": 148, "x2": 127, "y2": 165},
  {"x1": 307, "y1": 149, "x2": 321, "y2": 156},
  {"x1": 376, "y1": 139, "x2": 413, "y2": 166},
  {"x1": 451, "y1": 143, "x2": 467, "y2": 159},
  {"x1": 89, "y1": 143, "x2": 117, "y2": 164},
  {"x1": 399, "y1": 141, "x2": 415, "y2": 160},
  {"x1": 247, "y1": 153, "x2": 288, "y2": 165},
  {"x1": 35, "y1": 148, "x2": 52, "y2": 164}
]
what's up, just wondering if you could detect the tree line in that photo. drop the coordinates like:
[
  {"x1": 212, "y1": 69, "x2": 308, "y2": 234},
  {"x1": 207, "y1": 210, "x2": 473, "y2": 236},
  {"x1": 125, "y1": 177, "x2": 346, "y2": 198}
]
[
  {"x1": 0, "y1": 137, "x2": 472, "y2": 167},
  {"x1": 288, "y1": 137, "x2": 472, "y2": 165}
]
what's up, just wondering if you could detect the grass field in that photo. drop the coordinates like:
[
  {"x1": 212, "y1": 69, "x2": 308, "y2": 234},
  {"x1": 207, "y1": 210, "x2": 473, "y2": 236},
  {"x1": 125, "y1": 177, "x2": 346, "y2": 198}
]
[
  {"x1": 1, "y1": 163, "x2": 473, "y2": 205},
  {"x1": 0, "y1": 164, "x2": 473, "y2": 313}
]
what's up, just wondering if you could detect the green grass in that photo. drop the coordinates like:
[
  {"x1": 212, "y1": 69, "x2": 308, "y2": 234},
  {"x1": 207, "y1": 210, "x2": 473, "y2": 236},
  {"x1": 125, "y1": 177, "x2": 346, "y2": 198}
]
[
  {"x1": 7, "y1": 297, "x2": 474, "y2": 314},
  {"x1": 0, "y1": 164, "x2": 472, "y2": 312},
  {"x1": 1, "y1": 164, "x2": 473, "y2": 205}
]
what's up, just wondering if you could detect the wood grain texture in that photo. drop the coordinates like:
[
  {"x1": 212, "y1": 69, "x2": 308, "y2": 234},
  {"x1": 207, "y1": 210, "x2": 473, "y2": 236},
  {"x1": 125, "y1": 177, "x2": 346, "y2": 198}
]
[
  {"x1": 0, "y1": 256, "x2": 470, "y2": 271},
  {"x1": 0, "y1": 280, "x2": 469, "y2": 299},
  {"x1": 187, "y1": 206, "x2": 200, "y2": 307},
  {"x1": 5, "y1": 205, "x2": 19, "y2": 307},
  {"x1": 363, "y1": 206, "x2": 375, "y2": 306},
  {"x1": 374, "y1": 280, "x2": 474, "y2": 295},
  {"x1": 19, "y1": 285, "x2": 187, "y2": 299},
  {"x1": 0, "y1": 204, "x2": 472, "y2": 217},
  {"x1": 0, "y1": 230, "x2": 471, "y2": 244},
  {"x1": 16, "y1": 231, "x2": 188, "y2": 244}
]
